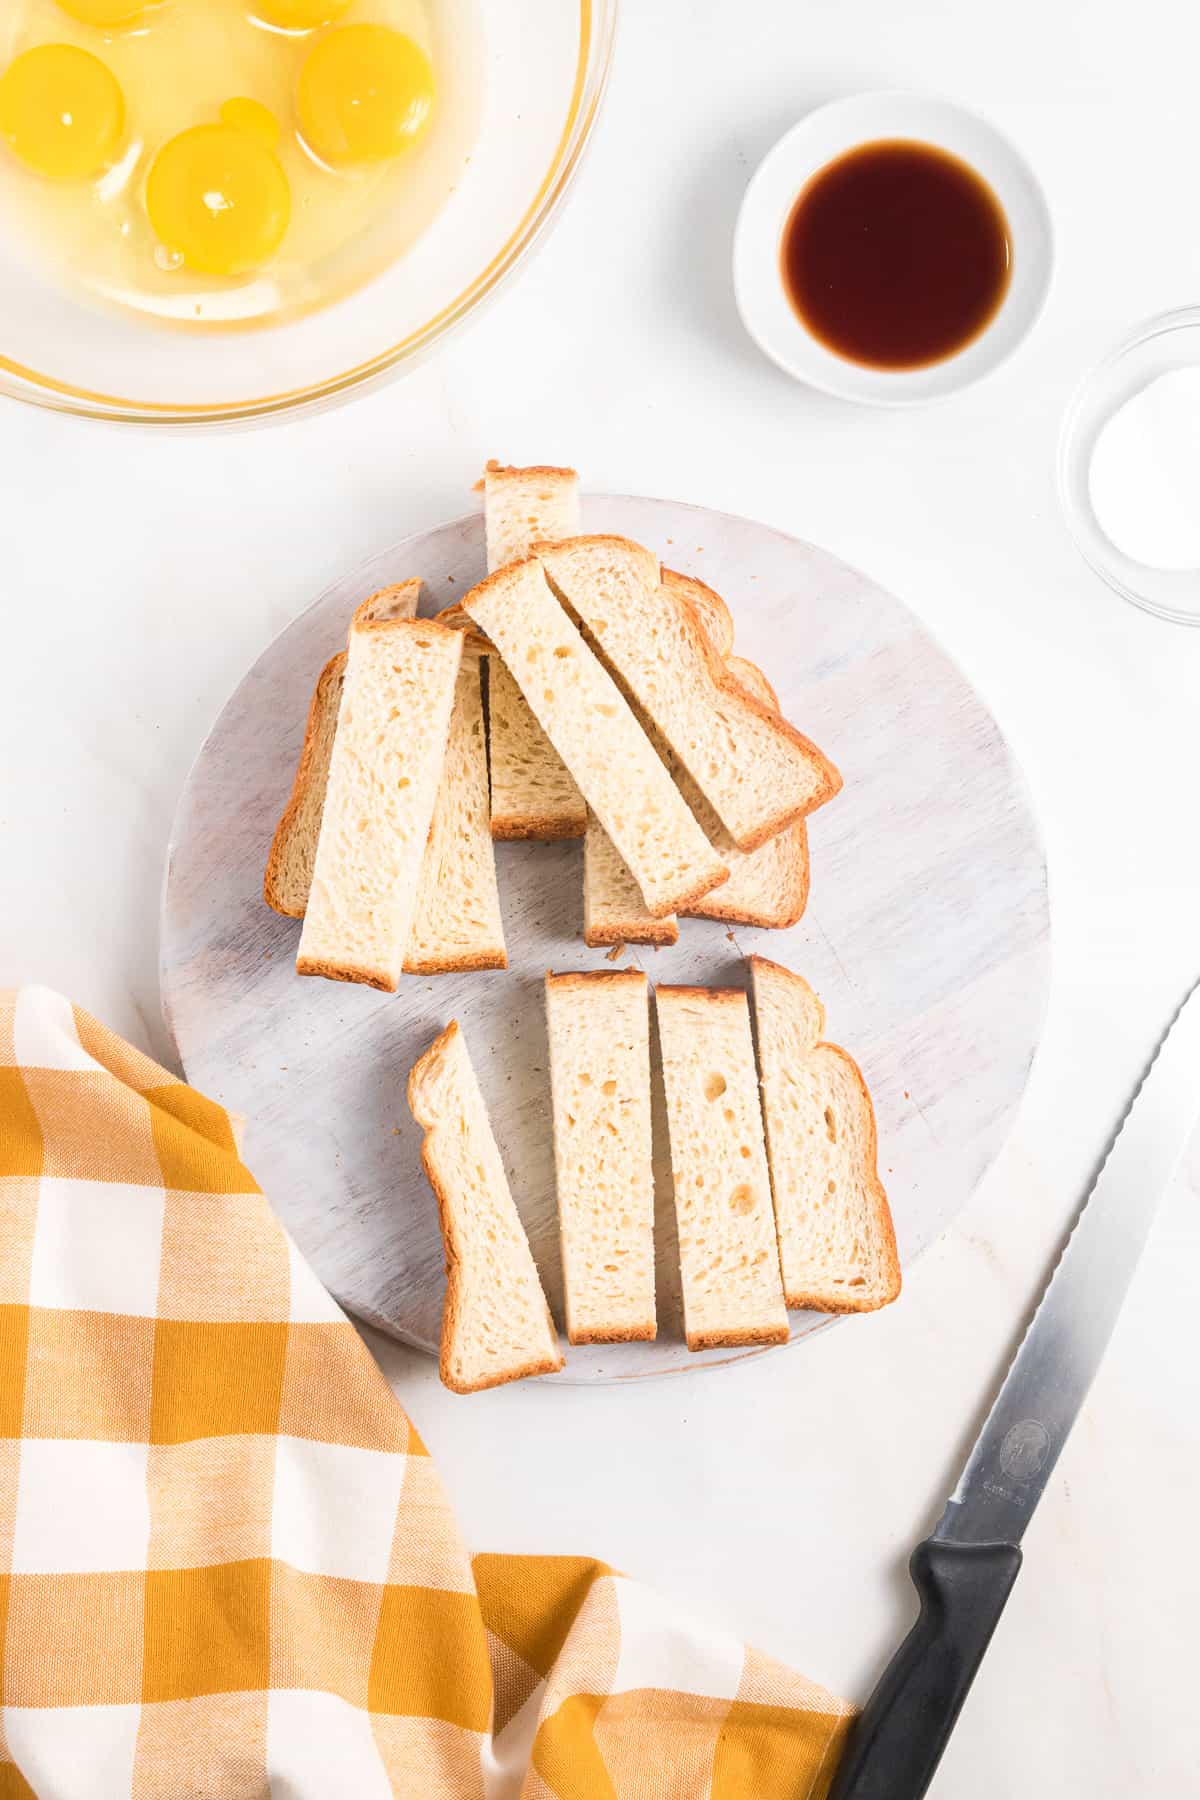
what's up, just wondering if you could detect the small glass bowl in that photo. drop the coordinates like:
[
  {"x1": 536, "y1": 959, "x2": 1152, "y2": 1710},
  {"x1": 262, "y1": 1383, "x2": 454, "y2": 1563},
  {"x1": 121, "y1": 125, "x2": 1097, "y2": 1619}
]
[
  {"x1": 1059, "y1": 306, "x2": 1200, "y2": 625},
  {"x1": 0, "y1": 0, "x2": 616, "y2": 429}
]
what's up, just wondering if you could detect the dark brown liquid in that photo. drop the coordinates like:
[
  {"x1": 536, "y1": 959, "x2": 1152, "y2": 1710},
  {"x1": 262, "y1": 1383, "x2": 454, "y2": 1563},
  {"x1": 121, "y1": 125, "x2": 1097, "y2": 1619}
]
[{"x1": 781, "y1": 139, "x2": 1012, "y2": 370}]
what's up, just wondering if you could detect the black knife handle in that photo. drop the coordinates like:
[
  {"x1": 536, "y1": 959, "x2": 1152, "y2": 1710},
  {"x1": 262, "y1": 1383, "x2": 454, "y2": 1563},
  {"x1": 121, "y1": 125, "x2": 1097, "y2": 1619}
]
[{"x1": 826, "y1": 1537, "x2": 1023, "y2": 1800}]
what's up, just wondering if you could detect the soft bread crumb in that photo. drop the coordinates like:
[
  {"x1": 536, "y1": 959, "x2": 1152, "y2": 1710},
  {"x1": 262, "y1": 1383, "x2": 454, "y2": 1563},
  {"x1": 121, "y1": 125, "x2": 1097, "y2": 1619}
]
[
  {"x1": 545, "y1": 971, "x2": 656, "y2": 1344},
  {"x1": 541, "y1": 535, "x2": 841, "y2": 853},
  {"x1": 584, "y1": 815, "x2": 678, "y2": 946},
  {"x1": 655, "y1": 985, "x2": 788, "y2": 1350},
  {"x1": 749, "y1": 956, "x2": 901, "y2": 1313},
  {"x1": 406, "y1": 647, "x2": 507, "y2": 974},
  {"x1": 265, "y1": 583, "x2": 422, "y2": 920},
  {"x1": 463, "y1": 559, "x2": 728, "y2": 918},
  {"x1": 484, "y1": 461, "x2": 586, "y2": 838},
  {"x1": 296, "y1": 618, "x2": 463, "y2": 992},
  {"x1": 408, "y1": 1021, "x2": 563, "y2": 1392}
]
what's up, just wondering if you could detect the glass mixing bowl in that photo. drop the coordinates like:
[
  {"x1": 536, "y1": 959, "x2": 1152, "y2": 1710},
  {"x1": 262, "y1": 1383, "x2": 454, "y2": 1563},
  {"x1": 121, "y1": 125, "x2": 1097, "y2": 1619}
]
[
  {"x1": 0, "y1": 0, "x2": 616, "y2": 427},
  {"x1": 1059, "y1": 306, "x2": 1200, "y2": 624}
]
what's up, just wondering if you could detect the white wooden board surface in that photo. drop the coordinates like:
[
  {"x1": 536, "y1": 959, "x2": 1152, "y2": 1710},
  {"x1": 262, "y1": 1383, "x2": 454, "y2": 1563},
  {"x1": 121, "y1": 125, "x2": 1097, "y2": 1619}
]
[{"x1": 159, "y1": 496, "x2": 1049, "y2": 1381}]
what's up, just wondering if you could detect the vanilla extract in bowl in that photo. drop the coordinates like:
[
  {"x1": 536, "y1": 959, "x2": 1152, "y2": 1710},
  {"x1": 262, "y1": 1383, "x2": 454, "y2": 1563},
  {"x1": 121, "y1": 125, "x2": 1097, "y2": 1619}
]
[{"x1": 781, "y1": 139, "x2": 1013, "y2": 371}]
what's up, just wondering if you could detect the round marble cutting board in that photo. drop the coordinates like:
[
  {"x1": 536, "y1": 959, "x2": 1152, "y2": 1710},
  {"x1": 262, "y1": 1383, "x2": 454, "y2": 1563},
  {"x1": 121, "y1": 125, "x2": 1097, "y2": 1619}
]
[{"x1": 160, "y1": 496, "x2": 1049, "y2": 1382}]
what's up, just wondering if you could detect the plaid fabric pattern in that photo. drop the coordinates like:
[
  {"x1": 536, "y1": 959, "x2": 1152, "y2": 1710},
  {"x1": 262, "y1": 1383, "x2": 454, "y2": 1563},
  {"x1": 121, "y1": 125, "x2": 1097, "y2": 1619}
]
[{"x1": 0, "y1": 986, "x2": 854, "y2": 1798}]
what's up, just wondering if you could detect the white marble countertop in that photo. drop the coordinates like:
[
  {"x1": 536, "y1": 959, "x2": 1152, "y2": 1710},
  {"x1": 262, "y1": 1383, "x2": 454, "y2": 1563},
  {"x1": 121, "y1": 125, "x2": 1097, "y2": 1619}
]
[{"x1": 3, "y1": 1, "x2": 1200, "y2": 1791}]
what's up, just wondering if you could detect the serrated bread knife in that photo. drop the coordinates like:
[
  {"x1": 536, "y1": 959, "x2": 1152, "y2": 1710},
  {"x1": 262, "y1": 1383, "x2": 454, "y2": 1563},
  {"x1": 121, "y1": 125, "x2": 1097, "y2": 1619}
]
[{"x1": 828, "y1": 980, "x2": 1200, "y2": 1800}]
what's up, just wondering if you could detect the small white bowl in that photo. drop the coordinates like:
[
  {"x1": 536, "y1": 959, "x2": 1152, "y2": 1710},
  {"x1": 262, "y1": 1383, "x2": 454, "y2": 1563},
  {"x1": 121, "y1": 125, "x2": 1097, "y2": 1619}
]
[{"x1": 733, "y1": 92, "x2": 1054, "y2": 406}]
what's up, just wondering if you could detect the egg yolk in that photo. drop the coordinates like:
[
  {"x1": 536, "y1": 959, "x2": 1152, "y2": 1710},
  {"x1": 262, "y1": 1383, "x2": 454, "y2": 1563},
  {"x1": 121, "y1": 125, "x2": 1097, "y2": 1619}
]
[
  {"x1": 254, "y1": 0, "x2": 350, "y2": 27},
  {"x1": 0, "y1": 44, "x2": 124, "y2": 180},
  {"x1": 146, "y1": 119, "x2": 290, "y2": 276},
  {"x1": 220, "y1": 96, "x2": 280, "y2": 151},
  {"x1": 55, "y1": 0, "x2": 145, "y2": 25},
  {"x1": 298, "y1": 25, "x2": 435, "y2": 169}
]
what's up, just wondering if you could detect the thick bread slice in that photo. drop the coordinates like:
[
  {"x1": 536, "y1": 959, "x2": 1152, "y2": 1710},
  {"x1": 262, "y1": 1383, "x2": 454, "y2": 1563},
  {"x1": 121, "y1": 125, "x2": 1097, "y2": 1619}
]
[
  {"x1": 545, "y1": 971, "x2": 656, "y2": 1343},
  {"x1": 406, "y1": 645, "x2": 507, "y2": 974},
  {"x1": 484, "y1": 461, "x2": 587, "y2": 840},
  {"x1": 488, "y1": 662, "x2": 589, "y2": 840},
  {"x1": 540, "y1": 536, "x2": 841, "y2": 852},
  {"x1": 296, "y1": 618, "x2": 462, "y2": 991},
  {"x1": 350, "y1": 579, "x2": 424, "y2": 629},
  {"x1": 655, "y1": 986, "x2": 788, "y2": 1350},
  {"x1": 485, "y1": 460, "x2": 582, "y2": 569},
  {"x1": 583, "y1": 815, "x2": 678, "y2": 948},
  {"x1": 264, "y1": 650, "x2": 348, "y2": 920},
  {"x1": 583, "y1": 646, "x2": 810, "y2": 934},
  {"x1": 726, "y1": 656, "x2": 778, "y2": 709},
  {"x1": 682, "y1": 657, "x2": 810, "y2": 930},
  {"x1": 264, "y1": 639, "x2": 508, "y2": 970},
  {"x1": 429, "y1": 602, "x2": 491, "y2": 653},
  {"x1": 682, "y1": 816, "x2": 810, "y2": 930},
  {"x1": 264, "y1": 582, "x2": 421, "y2": 918},
  {"x1": 463, "y1": 559, "x2": 728, "y2": 918},
  {"x1": 749, "y1": 956, "x2": 901, "y2": 1312},
  {"x1": 409, "y1": 1021, "x2": 563, "y2": 1392},
  {"x1": 579, "y1": 570, "x2": 737, "y2": 947},
  {"x1": 662, "y1": 567, "x2": 734, "y2": 659}
]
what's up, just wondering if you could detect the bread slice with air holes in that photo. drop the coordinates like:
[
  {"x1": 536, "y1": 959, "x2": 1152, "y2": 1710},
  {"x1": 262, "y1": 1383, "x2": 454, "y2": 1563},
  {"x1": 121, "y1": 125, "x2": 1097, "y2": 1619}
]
[
  {"x1": 409, "y1": 1020, "x2": 563, "y2": 1392},
  {"x1": 749, "y1": 955, "x2": 900, "y2": 1312},
  {"x1": 662, "y1": 567, "x2": 734, "y2": 658},
  {"x1": 266, "y1": 595, "x2": 505, "y2": 975},
  {"x1": 545, "y1": 970, "x2": 656, "y2": 1343},
  {"x1": 682, "y1": 657, "x2": 810, "y2": 930},
  {"x1": 406, "y1": 640, "x2": 507, "y2": 974},
  {"x1": 580, "y1": 566, "x2": 729, "y2": 948},
  {"x1": 540, "y1": 535, "x2": 841, "y2": 852},
  {"x1": 582, "y1": 646, "x2": 811, "y2": 939},
  {"x1": 484, "y1": 461, "x2": 587, "y2": 840},
  {"x1": 296, "y1": 615, "x2": 462, "y2": 991},
  {"x1": 655, "y1": 985, "x2": 788, "y2": 1350},
  {"x1": 583, "y1": 815, "x2": 679, "y2": 948},
  {"x1": 265, "y1": 582, "x2": 421, "y2": 919},
  {"x1": 578, "y1": 573, "x2": 733, "y2": 948},
  {"x1": 485, "y1": 460, "x2": 581, "y2": 569},
  {"x1": 462, "y1": 558, "x2": 728, "y2": 918}
]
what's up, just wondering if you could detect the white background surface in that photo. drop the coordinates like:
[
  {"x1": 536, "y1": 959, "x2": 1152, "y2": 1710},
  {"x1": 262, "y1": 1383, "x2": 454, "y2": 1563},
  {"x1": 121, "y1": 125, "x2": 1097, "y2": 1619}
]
[{"x1": 2, "y1": 2, "x2": 1199, "y2": 1793}]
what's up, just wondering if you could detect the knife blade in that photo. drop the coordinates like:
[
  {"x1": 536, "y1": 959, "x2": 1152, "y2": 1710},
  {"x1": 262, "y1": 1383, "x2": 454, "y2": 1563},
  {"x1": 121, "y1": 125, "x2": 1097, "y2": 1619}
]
[{"x1": 827, "y1": 978, "x2": 1200, "y2": 1800}]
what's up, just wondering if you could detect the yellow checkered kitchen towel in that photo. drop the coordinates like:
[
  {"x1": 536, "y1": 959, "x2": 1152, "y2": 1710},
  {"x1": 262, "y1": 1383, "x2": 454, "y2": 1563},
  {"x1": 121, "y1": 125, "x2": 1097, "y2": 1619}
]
[{"x1": 0, "y1": 987, "x2": 855, "y2": 1799}]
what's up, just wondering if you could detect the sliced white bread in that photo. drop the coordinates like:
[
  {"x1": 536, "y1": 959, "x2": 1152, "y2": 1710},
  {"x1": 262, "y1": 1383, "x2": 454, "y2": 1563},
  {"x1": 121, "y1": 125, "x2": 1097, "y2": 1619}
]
[
  {"x1": 484, "y1": 461, "x2": 587, "y2": 840},
  {"x1": 682, "y1": 657, "x2": 810, "y2": 930},
  {"x1": 265, "y1": 636, "x2": 507, "y2": 972},
  {"x1": 662, "y1": 566, "x2": 734, "y2": 659},
  {"x1": 296, "y1": 617, "x2": 462, "y2": 991},
  {"x1": 749, "y1": 956, "x2": 901, "y2": 1312},
  {"x1": 438, "y1": 591, "x2": 590, "y2": 842},
  {"x1": 682, "y1": 814, "x2": 810, "y2": 931},
  {"x1": 655, "y1": 986, "x2": 788, "y2": 1350},
  {"x1": 581, "y1": 650, "x2": 809, "y2": 936},
  {"x1": 264, "y1": 650, "x2": 349, "y2": 921},
  {"x1": 583, "y1": 815, "x2": 679, "y2": 948},
  {"x1": 726, "y1": 655, "x2": 777, "y2": 706},
  {"x1": 348, "y1": 579, "x2": 426, "y2": 630},
  {"x1": 406, "y1": 645, "x2": 507, "y2": 974},
  {"x1": 540, "y1": 535, "x2": 841, "y2": 852},
  {"x1": 462, "y1": 559, "x2": 728, "y2": 918},
  {"x1": 485, "y1": 459, "x2": 582, "y2": 570},
  {"x1": 578, "y1": 568, "x2": 735, "y2": 948},
  {"x1": 408, "y1": 1021, "x2": 563, "y2": 1391},
  {"x1": 264, "y1": 582, "x2": 421, "y2": 918},
  {"x1": 488, "y1": 662, "x2": 589, "y2": 840},
  {"x1": 545, "y1": 970, "x2": 656, "y2": 1343}
]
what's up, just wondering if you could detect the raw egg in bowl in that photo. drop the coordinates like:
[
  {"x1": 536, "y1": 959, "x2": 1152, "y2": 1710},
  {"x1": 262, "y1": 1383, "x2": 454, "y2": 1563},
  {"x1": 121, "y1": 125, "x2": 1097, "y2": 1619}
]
[{"x1": 0, "y1": 0, "x2": 615, "y2": 424}]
